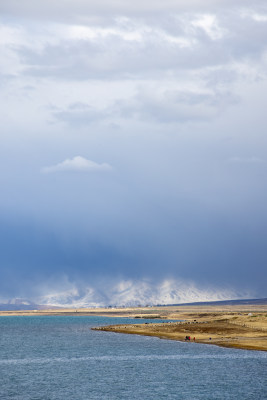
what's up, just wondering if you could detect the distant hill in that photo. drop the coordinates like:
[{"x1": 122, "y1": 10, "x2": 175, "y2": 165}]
[
  {"x1": 0, "y1": 297, "x2": 266, "y2": 311},
  {"x1": 0, "y1": 299, "x2": 61, "y2": 311},
  {"x1": 165, "y1": 298, "x2": 267, "y2": 307}
]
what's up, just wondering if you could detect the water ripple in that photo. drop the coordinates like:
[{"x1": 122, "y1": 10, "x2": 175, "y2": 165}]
[{"x1": 1, "y1": 353, "x2": 265, "y2": 366}]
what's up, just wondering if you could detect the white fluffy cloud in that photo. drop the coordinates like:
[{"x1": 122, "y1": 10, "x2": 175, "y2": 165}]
[{"x1": 41, "y1": 156, "x2": 112, "y2": 173}]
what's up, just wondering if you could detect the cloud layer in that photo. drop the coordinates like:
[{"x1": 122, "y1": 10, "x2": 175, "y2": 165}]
[{"x1": 0, "y1": 1, "x2": 266, "y2": 304}]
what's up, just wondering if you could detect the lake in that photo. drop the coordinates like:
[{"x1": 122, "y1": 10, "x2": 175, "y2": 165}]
[{"x1": 0, "y1": 316, "x2": 266, "y2": 399}]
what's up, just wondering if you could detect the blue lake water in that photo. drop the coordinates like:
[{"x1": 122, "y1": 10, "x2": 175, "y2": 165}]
[{"x1": 0, "y1": 316, "x2": 266, "y2": 399}]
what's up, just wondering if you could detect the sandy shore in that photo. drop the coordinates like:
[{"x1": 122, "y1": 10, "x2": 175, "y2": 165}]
[
  {"x1": 0, "y1": 307, "x2": 166, "y2": 317},
  {"x1": 91, "y1": 305, "x2": 267, "y2": 351},
  {"x1": 1, "y1": 303, "x2": 266, "y2": 317},
  {"x1": 1, "y1": 304, "x2": 267, "y2": 351}
]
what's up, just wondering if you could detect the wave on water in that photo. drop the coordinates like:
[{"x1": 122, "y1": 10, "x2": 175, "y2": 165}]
[{"x1": 1, "y1": 353, "x2": 265, "y2": 366}]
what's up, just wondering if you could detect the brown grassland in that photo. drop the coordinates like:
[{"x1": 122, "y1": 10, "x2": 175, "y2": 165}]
[{"x1": 91, "y1": 304, "x2": 267, "y2": 351}]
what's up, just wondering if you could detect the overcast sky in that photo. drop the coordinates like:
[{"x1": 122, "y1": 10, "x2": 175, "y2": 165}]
[{"x1": 0, "y1": 1, "x2": 267, "y2": 304}]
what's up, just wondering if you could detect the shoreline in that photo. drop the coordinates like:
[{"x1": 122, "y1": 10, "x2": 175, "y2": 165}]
[
  {"x1": 89, "y1": 304, "x2": 267, "y2": 352},
  {"x1": 93, "y1": 320, "x2": 267, "y2": 352},
  {"x1": 0, "y1": 303, "x2": 266, "y2": 317},
  {"x1": 1, "y1": 304, "x2": 266, "y2": 351}
]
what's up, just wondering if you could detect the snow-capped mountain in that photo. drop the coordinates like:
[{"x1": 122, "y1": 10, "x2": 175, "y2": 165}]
[{"x1": 35, "y1": 279, "x2": 242, "y2": 308}]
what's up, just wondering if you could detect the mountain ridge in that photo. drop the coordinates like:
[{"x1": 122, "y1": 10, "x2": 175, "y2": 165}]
[{"x1": 0, "y1": 297, "x2": 266, "y2": 311}]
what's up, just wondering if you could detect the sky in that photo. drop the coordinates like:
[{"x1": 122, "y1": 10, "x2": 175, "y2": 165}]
[{"x1": 0, "y1": 0, "x2": 267, "y2": 306}]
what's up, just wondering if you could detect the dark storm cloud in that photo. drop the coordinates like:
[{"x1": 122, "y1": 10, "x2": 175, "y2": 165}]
[{"x1": 1, "y1": 190, "x2": 267, "y2": 299}]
